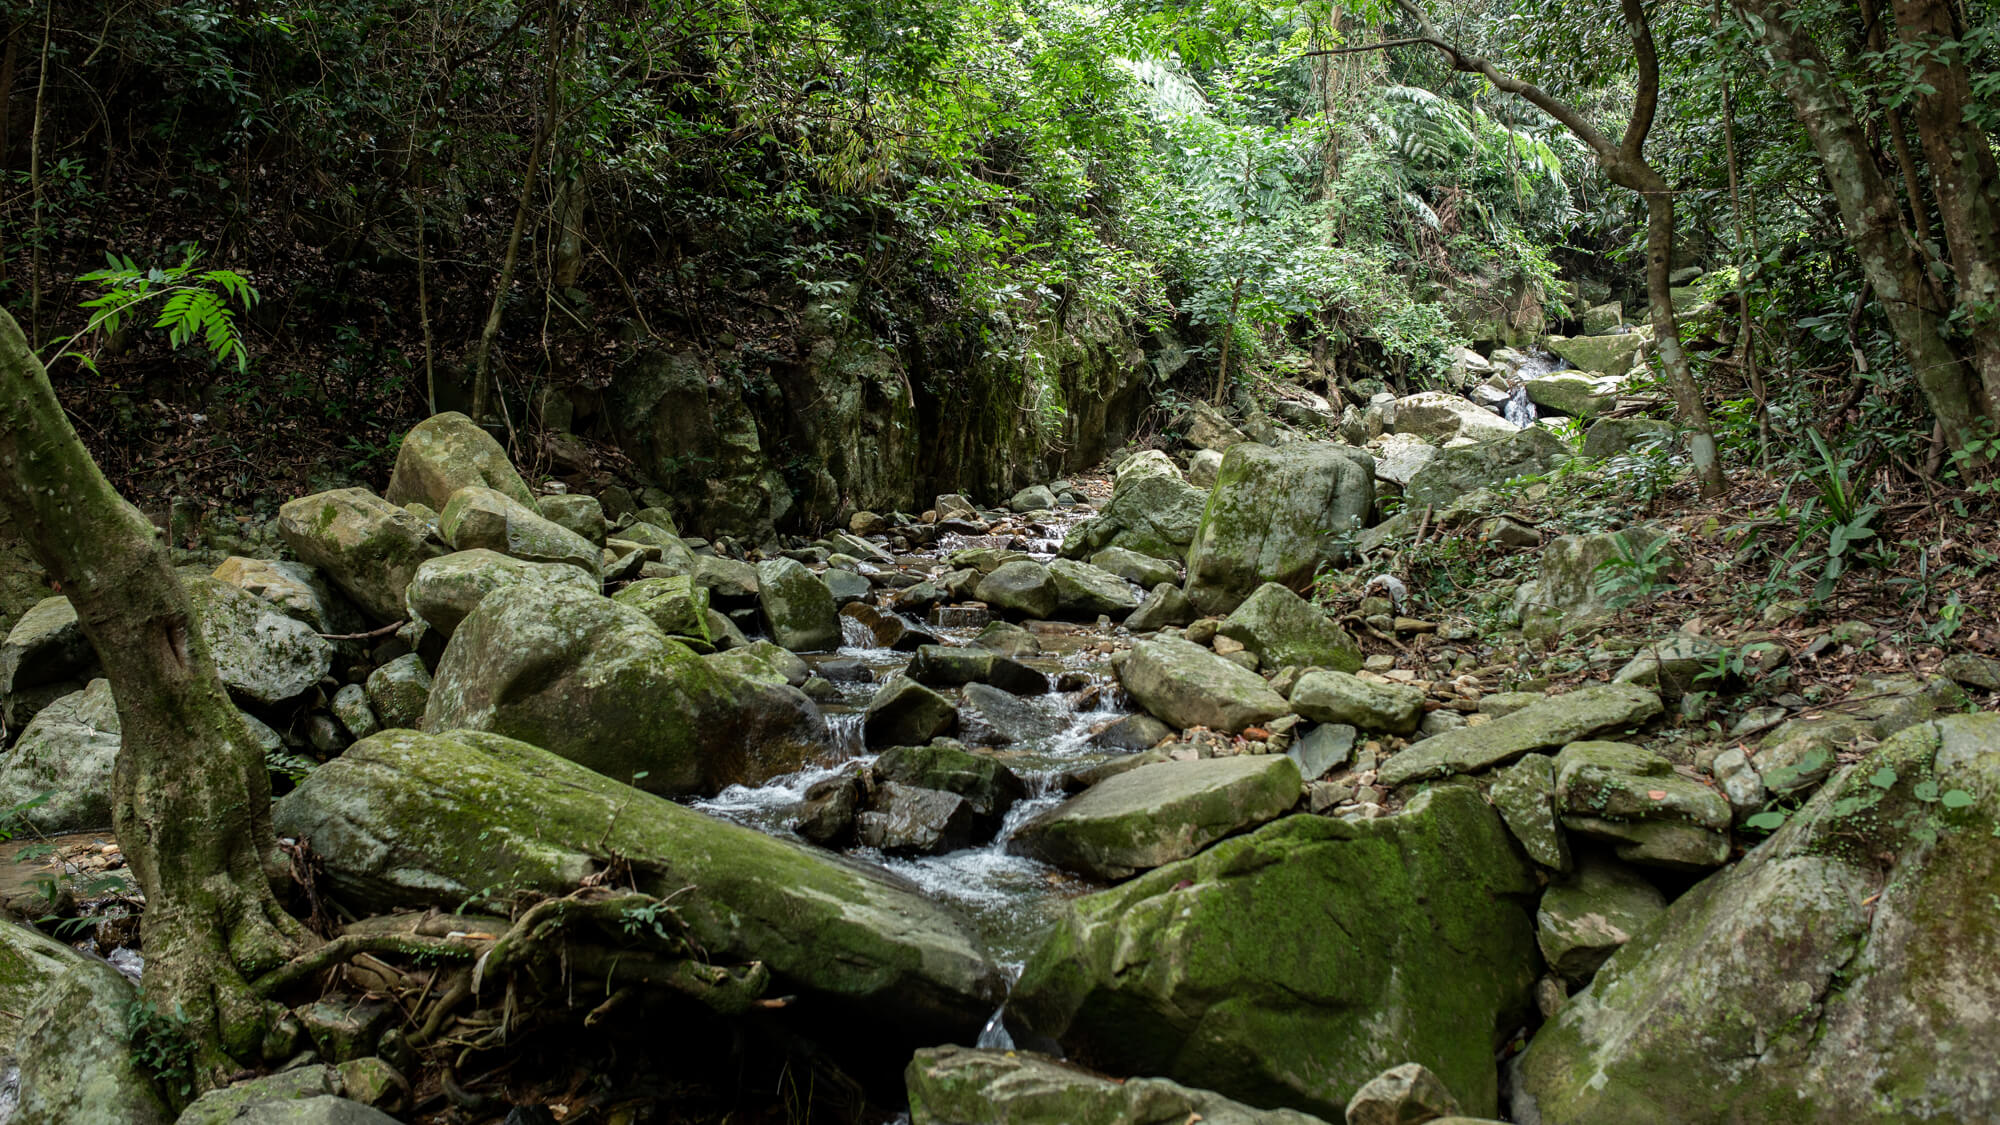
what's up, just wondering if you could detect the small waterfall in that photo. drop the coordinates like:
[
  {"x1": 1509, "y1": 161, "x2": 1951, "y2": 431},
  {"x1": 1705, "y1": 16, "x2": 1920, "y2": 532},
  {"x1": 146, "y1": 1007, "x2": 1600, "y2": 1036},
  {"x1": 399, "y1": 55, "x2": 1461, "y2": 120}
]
[
  {"x1": 1504, "y1": 385, "x2": 1538, "y2": 427},
  {"x1": 975, "y1": 1007, "x2": 1015, "y2": 1050},
  {"x1": 839, "y1": 614, "x2": 879, "y2": 649},
  {"x1": 825, "y1": 711, "x2": 866, "y2": 757}
]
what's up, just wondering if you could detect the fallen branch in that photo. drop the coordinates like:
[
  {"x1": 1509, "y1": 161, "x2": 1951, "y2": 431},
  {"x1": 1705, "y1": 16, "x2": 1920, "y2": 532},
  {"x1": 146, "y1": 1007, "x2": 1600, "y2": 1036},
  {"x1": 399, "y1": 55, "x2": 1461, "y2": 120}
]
[{"x1": 316, "y1": 620, "x2": 408, "y2": 641}]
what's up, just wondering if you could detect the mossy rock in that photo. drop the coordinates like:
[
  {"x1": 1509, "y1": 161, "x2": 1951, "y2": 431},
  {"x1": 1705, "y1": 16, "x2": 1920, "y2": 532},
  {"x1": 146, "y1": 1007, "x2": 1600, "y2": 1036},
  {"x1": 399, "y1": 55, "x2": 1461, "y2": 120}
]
[
  {"x1": 1059, "y1": 451, "x2": 1210, "y2": 564},
  {"x1": 1008, "y1": 755, "x2": 1301, "y2": 880},
  {"x1": 1184, "y1": 442, "x2": 1374, "y2": 616},
  {"x1": 277, "y1": 488, "x2": 445, "y2": 623},
  {"x1": 1378, "y1": 685, "x2": 1662, "y2": 787},
  {"x1": 906, "y1": 1045, "x2": 1333, "y2": 1125},
  {"x1": 386, "y1": 412, "x2": 540, "y2": 514},
  {"x1": 405, "y1": 549, "x2": 600, "y2": 638},
  {"x1": 1117, "y1": 636, "x2": 1289, "y2": 734},
  {"x1": 439, "y1": 487, "x2": 600, "y2": 580},
  {"x1": 1216, "y1": 583, "x2": 1361, "y2": 674}
]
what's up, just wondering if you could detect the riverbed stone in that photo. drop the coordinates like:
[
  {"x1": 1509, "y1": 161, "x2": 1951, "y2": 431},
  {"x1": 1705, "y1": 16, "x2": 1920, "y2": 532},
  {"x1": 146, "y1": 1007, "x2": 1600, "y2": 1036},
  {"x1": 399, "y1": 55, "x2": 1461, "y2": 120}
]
[
  {"x1": 278, "y1": 488, "x2": 444, "y2": 623},
  {"x1": 1118, "y1": 636, "x2": 1289, "y2": 733},
  {"x1": 1009, "y1": 754, "x2": 1301, "y2": 880},
  {"x1": 1512, "y1": 714, "x2": 2000, "y2": 1123},
  {"x1": 1289, "y1": 722, "x2": 1356, "y2": 780},
  {"x1": 822, "y1": 567, "x2": 873, "y2": 606},
  {"x1": 756, "y1": 557, "x2": 840, "y2": 652},
  {"x1": 906, "y1": 1045, "x2": 1333, "y2": 1125},
  {"x1": 404, "y1": 549, "x2": 599, "y2": 638},
  {"x1": 864, "y1": 678, "x2": 959, "y2": 748},
  {"x1": 967, "y1": 620, "x2": 1040, "y2": 660},
  {"x1": 14, "y1": 959, "x2": 171, "y2": 1125},
  {"x1": 1486, "y1": 753, "x2": 1568, "y2": 870},
  {"x1": 872, "y1": 743, "x2": 1026, "y2": 834},
  {"x1": 386, "y1": 412, "x2": 539, "y2": 514},
  {"x1": 1217, "y1": 583, "x2": 1362, "y2": 673},
  {"x1": 1392, "y1": 391, "x2": 1517, "y2": 443},
  {"x1": 1290, "y1": 670, "x2": 1424, "y2": 736},
  {"x1": 857, "y1": 782, "x2": 982, "y2": 855},
  {"x1": 974, "y1": 560, "x2": 1059, "y2": 619},
  {"x1": 1012, "y1": 784, "x2": 1538, "y2": 1119},
  {"x1": 440, "y1": 486, "x2": 601, "y2": 580},
  {"x1": 1047, "y1": 559, "x2": 1140, "y2": 616},
  {"x1": 1404, "y1": 427, "x2": 1567, "y2": 508},
  {"x1": 959, "y1": 682, "x2": 1064, "y2": 747},
  {"x1": 1010, "y1": 484, "x2": 1057, "y2": 512},
  {"x1": 1090, "y1": 546, "x2": 1178, "y2": 588},
  {"x1": 1091, "y1": 712, "x2": 1176, "y2": 752},
  {"x1": 909, "y1": 644, "x2": 1047, "y2": 695},
  {"x1": 0, "y1": 595, "x2": 91, "y2": 693},
  {"x1": 841, "y1": 602, "x2": 938, "y2": 651},
  {"x1": 187, "y1": 575, "x2": 334, "y2": 707},
  {"x1": 1525, "y1": 375, "x2": 1614, "y2": 418},
  {"x1": 1377, "y1": 685, "x2": 1662, "y2": 787},
  {"x1": 424, "y1": 583, "x2": 822, "y2": 795},
  {"x1": 1059, "y1": 451, "x2": 1210, "y2": 563},
  {"x1": 613, "y1": 575, "x2": 713, "y2": 647},
  {"x1": 364, "y1": 654, "x2": 431, "y2": 730},
  {"x1": 275, "y1": 728, "x2": 1006, "y2": 1045},
  {"x1": 1185, "y1": 442, "x2": 1374, "y2": 615},
  {"x1": 1546, "y1": 333, "x2": 1646, "y2": 379},
  {"x1": 1126, "y1": 582, "x2": 1196, "y2": 631},
  {"x1": 706, "y1": 640, "x2": 810, "y2": 688},
  {"x1": 1344, "y1": 1062, "x2": 1463, "y2": 1125},
  {"x1": 1536, "y1": 855, "x2": 1665, "y2": 983}
]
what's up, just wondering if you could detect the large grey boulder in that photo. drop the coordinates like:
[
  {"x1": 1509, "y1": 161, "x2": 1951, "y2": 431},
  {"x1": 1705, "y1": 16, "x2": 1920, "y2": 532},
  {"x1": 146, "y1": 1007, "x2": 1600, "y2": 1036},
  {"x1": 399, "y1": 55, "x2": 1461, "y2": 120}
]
[
  {"x1": 0, "y1": 922, "x2": 83, "y2": 1054},
  {"x1": 1404, "y1": 428, "x2": 1567, "y2": 508},
  {"x1": 909, "y1": 645, "x2": 1047, "y2": 695},
  {"x1": 277, "y1": 488, "x2": 444, "y2": 623},
  {"x1": 210, "y1": 557, "x2": 359, "y2": 639},
  {"x1": 404, "y1": 549, "x2": 599, "y2": 638},
  {"x1": 1345, "y1": 1062, "x2": 1464, "y2": 1125},
  {"x1": 385, "y1": 411, "x2": 539, "y2": 514},
  {"x1": 1009, "y1": 755, "x2": 1301, "y2": 880},
  {"x1": 1289, "y1": 670, "x2": 1424, "y2": 736},
  {"x1": 1546, "y1": 333, "x2": 1646, "y2": 378},
  {"x1": 216, "y1": 1096, "x2": 401, "y2": 1124},
  {"x1": 612, "y1": 575, "x2": 713, "y2": 647},
  {"x1": 1217, "y1": 583, "x2": 1361, "y2": 673},
  {"x1": 439, "y1": 486, "x2": 600, "y2": 579},
  {"x1": 1011, "y1": 785, "x2": 1539, "y2": 1119},
  {"x1": 1581, "y1": 418, "x2": 1674, "y2": 459},
  {"x1": 1184, "y1": 442, "x2": 1374, "y2": 615},
  {"x1": 14, "y1": 960, "x2": 171, "y2": 1124},
  {"x1": 975, "y1": 560, "x2": 1059, "y2": 619},
  {"x1": 275, "y1": 729, "x2": 1006, "y2": 1045},
  {"x1": 0, "y1": 679, "x2": 120, "y2": 830},
  {"x1": 1125, "y1": 583, "x2": 1196, "y2": 631},
  {"x1": 1512, "y1": 714, "x2": 2000, "y2": 1123},
  {"x1": 0, "y1": 595, "x2": 91, "y2": 693},
  {"x1": 1486, "y1": 753, "x2": 1569, "y2": 871},
  {"x1": 1118, "y1": 636, "x2": 1289, "y2": 733},
  {"x1": 538, "y1": 493, "x2": 607, "y2": 545},
  {"x1": 1059, "y1": 451, "x2": 1210, "y2": 564},
  {"x1": 1392, "y1": 392, "x2": 1517, "y2": 443},
  {"x1": 1047, "y1": 559, "x2": 1140, "y2": 616},
  {"x1": 872, "y1": 743, "x2": 1027, "y2": 836},
  {"x1": 1089, "y1": 546, "x2": 1178, "y2": 589},
  {"x1": 423, "y1": 583, "x2": 822, "y2": 795},
  {"x1": 906, "y1": 1045, "x2": 1332, "y2": 1125},
  {"x1": 186, "y1": 575, "x2": 334, "y2": 707},
  {"x1": 756, "y1": 557, "x2": 840, "y2": 652},
  {"x1": 1377, "y1": 685, "x2": 1662, "y2": 787}
]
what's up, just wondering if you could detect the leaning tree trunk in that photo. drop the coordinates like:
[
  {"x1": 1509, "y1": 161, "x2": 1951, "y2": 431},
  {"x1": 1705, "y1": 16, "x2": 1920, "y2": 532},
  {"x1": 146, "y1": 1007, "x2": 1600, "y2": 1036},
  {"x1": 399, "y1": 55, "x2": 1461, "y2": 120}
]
[
  {"x1": 1623, "y1": 164, "x2": 1726, "y2": 495},
  {"x1": 0, "y1": 310, "x2": 310, "y2": 1076}
]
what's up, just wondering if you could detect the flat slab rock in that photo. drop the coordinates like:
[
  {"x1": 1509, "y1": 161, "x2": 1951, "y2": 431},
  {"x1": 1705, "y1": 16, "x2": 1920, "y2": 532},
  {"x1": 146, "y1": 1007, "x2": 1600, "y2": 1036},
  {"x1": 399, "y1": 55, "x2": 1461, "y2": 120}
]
[
  {"x1": 1377, "y1": 685, "x2": 1662, "y2": 787},
  {"x1": 906, "y1": 1045, "x2": 1333, "y2": 1125},
  {"x1": 1009, "y1": 754, "x2": 1302, "y2": 880}
]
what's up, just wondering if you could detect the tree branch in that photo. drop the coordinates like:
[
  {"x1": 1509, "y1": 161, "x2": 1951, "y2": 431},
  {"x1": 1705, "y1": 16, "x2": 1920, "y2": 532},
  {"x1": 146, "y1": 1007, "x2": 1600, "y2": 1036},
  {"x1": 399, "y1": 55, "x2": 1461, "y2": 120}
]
[
  {"x1": 1619, "y1": 0, "x2": 1662, "y2": 160},
  {"x1": 1389, "y1": 0, "x2": 1620, "y2": 159},
  {"x1": 1300, "y1": 37, "x2": 1453, "y2": 57}
]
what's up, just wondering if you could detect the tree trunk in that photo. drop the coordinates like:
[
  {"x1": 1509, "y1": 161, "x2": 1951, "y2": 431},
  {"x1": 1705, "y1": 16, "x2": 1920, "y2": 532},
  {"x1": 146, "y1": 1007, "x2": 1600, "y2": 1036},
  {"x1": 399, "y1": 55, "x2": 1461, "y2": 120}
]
[
  {"x1": 1737, "y1": 0, "x2": 1996, "y2": 447},
  {"x1": 1626, "y1": 168, "x2": 1726, "y2": 495},
  {"x1": 0, "y1": 310, "x2": 310, "y2": 1078}
]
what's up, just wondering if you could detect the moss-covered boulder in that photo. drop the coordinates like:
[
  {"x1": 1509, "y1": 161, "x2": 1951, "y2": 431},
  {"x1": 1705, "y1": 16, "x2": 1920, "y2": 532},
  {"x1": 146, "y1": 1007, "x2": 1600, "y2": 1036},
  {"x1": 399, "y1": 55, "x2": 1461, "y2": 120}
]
[
  {"x1": 1486, "y1": 753, "x2": 1569, "y2": 871},
  {"x1": 277, "y1": 488, "x2": 444, "y2": 623},
  {"x1": 612, "y1": 575, "x2": 712, "y2": 647},
  {"x1": 211, "y1": 557, "x2": 357, "y2": 638},
  {"x1": 385, "y1": 412, "x2": 539, "y2": 514},
  {"x1": 1512, "y1": 714, "x2": 2000, "y2": 1123},
  {"x1": 1546, "y1": 333, "x2": 1646, "y2": 379},
  {"x1": 1008, "y1": 755, "x2": 1301, "y2": 880},
  {"x1": 1289, "y1": 669, "x2": 1424, "y2": 736},
  {"x1": 1010, "y1": 785, "x2": 1539, "y2": 1119},
  {"x1": 1118, "y1": 636, "x2": 1289, "y2": 733},
  {"x1": 1378, "y1": 686, "x2": 1662, "y2": 787},
  {"x1": 186, "y1": 575, "x2": 334, "y2": 707},
  {"x1": 1553, "y1": 741, "x2": 1731, "y2": 832},
  {"x1": 1184, "y1": 443, "x2": 1374, "y2": 615},
  {"x1": 440, "y1": 486, "x2": 600, "y2": 580},
  {"x1": 364, "y1": 654, "x2": 431, "y2": 730},
  {"x1": 1580, "y1": 418, "x2": 1674, "y2": 460},
  {"x1": 755, "y1": 557, "x2": 840, "y2": 652},
  {"x1": 908, "y1": 644, "x2": 1047, "y2": 695},
  {"x1": 1404, "y1": 428, "x2": 1566, "y2": 509},
  {"x1": 1047, "y1": 559, "x2": 1140, "y2": 617},
  {"x1": 906, "y1": 1046, "x2": 1333, "y2": 1125},
  {"x1": 0, "y1": 918, "x2": 85, "y2": 1055},
  {"x1": 274, "y1": 729, "x2": 1007, "y2": 1045},
  {"x1": 1391, "y1": 391, "x2": 1517, "y2": 443},
  {"x1": 405, "y1": 549, "x2": 600, "y2": 638},
  {"x1": 975, "y1": 560, "x2": 1059, "y2": 620},
  {"x1": 1525, "y1": 375, "x2": 1615, "y2": 418},
  {"x1": 14, "y1": 959, "x2": 171, "y2": 1125},
  {"x1": 537, "y1": 493, "x2": 606, "y2": 545},
  {"x1": 0, "y1": 595, "x2": 91, "y2": 695},
  {"x1": 423, "y1": 583, "x2": 823, "y2": 795},
  {"x1": 1217, "y1": 583, "x2": 1361, "y2": 673},
  {"x1": 872, "y1": 743, "x2": 1027, "y2": 835},
  {"x1": 0, "y1": 679, "x2": 119, "y2": 830},
  {"x1": 1511, "y1": 527, "x2": 1676, "y2": 638},
  {"x1": 1059, "y1": 451, "x2": 1210, "y2": 564},
  {"x1": 1090, "y1": 546, "x2": 1179, "y2": 588}
]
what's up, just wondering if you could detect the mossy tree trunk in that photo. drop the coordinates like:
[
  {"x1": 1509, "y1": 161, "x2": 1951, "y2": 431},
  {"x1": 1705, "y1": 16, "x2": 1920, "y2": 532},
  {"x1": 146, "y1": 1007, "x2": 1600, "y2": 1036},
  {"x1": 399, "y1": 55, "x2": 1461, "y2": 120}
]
[{"x1": 0, "y1": 310, "x2": 310, "y2": 1076}]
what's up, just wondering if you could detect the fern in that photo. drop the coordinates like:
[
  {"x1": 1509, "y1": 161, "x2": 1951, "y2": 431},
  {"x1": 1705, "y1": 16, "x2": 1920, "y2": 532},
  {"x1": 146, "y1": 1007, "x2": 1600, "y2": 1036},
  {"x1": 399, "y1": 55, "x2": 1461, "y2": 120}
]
[{"x1": 62, "y1": 249, "x2": 259, "y2": 372}]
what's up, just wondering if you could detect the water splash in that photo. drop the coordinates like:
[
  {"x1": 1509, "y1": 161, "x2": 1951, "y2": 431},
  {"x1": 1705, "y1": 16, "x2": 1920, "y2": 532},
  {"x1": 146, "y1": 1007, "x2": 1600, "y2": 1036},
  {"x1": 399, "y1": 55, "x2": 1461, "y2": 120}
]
[
  {"x1": 975, "y1": 1006, "x2": 1015, "y2": 1050},
  {"x1": 1503, "y1": 385, "x2": 1538, "y2": 427}
]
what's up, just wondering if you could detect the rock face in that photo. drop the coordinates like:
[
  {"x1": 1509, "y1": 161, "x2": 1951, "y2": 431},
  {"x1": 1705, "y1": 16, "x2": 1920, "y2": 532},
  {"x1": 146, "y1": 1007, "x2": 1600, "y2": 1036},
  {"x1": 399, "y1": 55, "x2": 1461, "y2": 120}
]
[
  {"x1": 385, "y1": 411, "x2": 539, "y2": 513},
  {"x1": 14, "y1": 960, "x2": 171, "y2": 1124},
  {"x1": 439, "y1": 486, "x2": 601, "y2": 579},
  {"x1": 186, "y1": 575, "x2": 334, "y2": 707},
  {"x1": 278, "y1": 488, "x2": 444, "y2": 622},
  {"x1": 756, "y1": 558, "x2": 840, "y2": 651},
  {"x1": 1061, "y1": 451, "x2": 1210, "y2": 563},
  {"x1": 1217, "y1": 583, "x2": 1361, "y2": 673},
  {"x1": 1404, "y1": 428, "x2": 1567, "y2": 508},
  {"x1": 1184, "y1": 442, "x2": 1374, "y2": 615},
  {"x1": 905, "y1": 1046, "x2": 1333, "y2": 1125},
  {"x1": 1011, "y1": 785, "x2": 1539, "y2": 1119},
  {"x1": 1377, "y1": 685, "x2": 1662, "y2": 787},
  {"x1": 274, "y1": 729, "x2": 1007, "y2": 1044},
  {"x1": 1118, "y1": 636, "x2": 1289, "y2": 733},
  {"x1": 0, "y1": 919, "x2": 84, "y2": 1054},
  {"x1": 404, "y1": 549, "x2": 600, "y2": 638},
  {"x1": 423, "y1": 583, "x2": 822, "y2": 795},
  {"x1": 0, "y1": 679, "x2": 120, "y2": 829},
  {"x1": 1009, "y1": 755, "x2": 1301, "y2": 880},
  {"x1": 1512, "y1": 714, "x2": 2000, "y2": 1123}
]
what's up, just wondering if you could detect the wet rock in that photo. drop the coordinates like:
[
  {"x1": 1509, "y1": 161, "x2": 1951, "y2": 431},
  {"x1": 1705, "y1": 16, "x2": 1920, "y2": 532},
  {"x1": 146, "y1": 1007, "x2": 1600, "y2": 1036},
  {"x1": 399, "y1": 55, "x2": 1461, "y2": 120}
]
[
  {"x1": 14, "y1": 959, "x2": 171, "y2": 1124},
  {"x1": 905, "y1": 1045, "x2": 1332, "y2": 1125},
  {"x1": 959, "y1": 682, "x2": 1064, "y2": 747},
  {"x1": 424, "y1": 584, "x2": 822, "y2": 795},
  {"x1": 440, "y1": 486, "x2": 601, "y2": 580},
  {"x1": 1344, "y1": 1061, "x2": 1463, "y2": 1125},
  {"x1": 1090, "y1": 712, "x2": 1175, "y2": 752},
  {"x1": 1289, "y1": 722, "x2": 1357, "y2": 781},
  {"x1": 405, "y1": 549, "x2": 600, "y2": 638},
  {"x1": 613, "y1": 574, "x2": 713, "y2": 648},
  {"x1": 1485, "y1": 753, "x2": 1568, "y2": 871},
  {"x1": 872, "y1": 743, "x2": 1027, "y2": 833},
  {"x1": 793, "y1": 772, "x2": 862, "y2": 845},
  {"x1": 1090, "y1": 546, "x2": 1178, "y2": 588},
  {"x1": 967, "y1": 620, "x2": 1040, "y2": 660},
  {"x1": 864, "y1": 677, "x2": 959, "y2": 748},
  {"x1": 1010, "y1": 755, "x2": 1301, "y2": 880},
  {"x1": 1185, "y1": 442, "x2": 1374, "y2": 615},
  {"x1": 364, "y1": 654, "x2": 431, "y2": 730},
  {"x1": 278, "y1": 488, "x2": 444, "y2": 623},
  {"x1": 1290, "y1": 670, "x2": 1424, "y2": 736},
  {"x1": 909, "y1": 645, "x2": 1047, "y2": 695},
  {"x1": 386, "y1": 412, "x2": 539, "y2": 514},
  {"x1": 1392, "y1": 391, "x2": 1517, "y2": 443},
  {"x1": 1536, "y1": 855, "x2": 1665, "y2": 983},
  {"x1": 858, "y1": 782, "x2": 982, "y2": 855},
  {"x1": 1377, "y1": 685, "x2": 1662, "y2": 787},
  {"x1": 974, "y1": 560, "x2": 1059, "y2": 619},
  {"x1": 822, "y1": 567, "x2": 874, "y2": 606},
  {"x1": 756, "y1": 557, "x2": 840, "y2": 652},
  {"x1": 1047, "y1": 559, "x2": 1140, "y2": 616},
  {"x1": 1126, "y1": 582, "x2": 1197, "y2": 631},
  {"x1": 1513, "y1": 714, "x2": 2000, "y2": 1123},
  {"x1": 840, "y1": 602, "x2": 938, "y2": 651},
  {"x1": 1217, "y1": 582, "x2": 1362, "y2": 673},
  {"x1": 1059, "y1": 451, "x2": 1209, "y2": 564},
  {"x1": 1012, "y1": 785, "x2": 1538, "y2": 1119},
  {"x1": 276, "y1": 728, "x2": 1006, "y2": 1048},
  {"x1": 0, "y1": 595, "x2": 91, "y2": 694},
  {"x1": 1404, "y1": 428, "x2": 1567, "y2": 509},
  {"x1": 187, "y1": 575, "x2": 334, "y2": 707},
  {"x1": 1118, "y1": 636, "x2": 1289, "y2": 733}
]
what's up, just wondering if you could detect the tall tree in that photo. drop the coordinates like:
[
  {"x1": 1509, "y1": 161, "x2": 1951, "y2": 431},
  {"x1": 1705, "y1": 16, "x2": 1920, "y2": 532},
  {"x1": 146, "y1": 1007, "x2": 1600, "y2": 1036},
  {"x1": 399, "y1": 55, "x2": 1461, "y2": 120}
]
[{"x1": 0, "y1": 309, "x2": 311, "y2": 1075}]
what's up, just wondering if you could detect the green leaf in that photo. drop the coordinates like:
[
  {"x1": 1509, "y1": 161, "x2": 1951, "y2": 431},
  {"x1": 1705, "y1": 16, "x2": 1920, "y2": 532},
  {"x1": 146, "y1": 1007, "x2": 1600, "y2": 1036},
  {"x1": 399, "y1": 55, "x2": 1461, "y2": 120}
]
[
  {"x1": 1744, "y1": 809, "x2": 1789, "y2": 831},
  {"x1": 1914, "y1": 779, "x2": 1941, "y2": 802},
  {"x1": 1941, "y1": 789, "x2": 1976, "y2": 809},
  {"x1": 1868, "y1": 766, "x2": 1899, "y2": 790}
]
